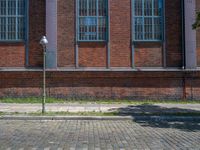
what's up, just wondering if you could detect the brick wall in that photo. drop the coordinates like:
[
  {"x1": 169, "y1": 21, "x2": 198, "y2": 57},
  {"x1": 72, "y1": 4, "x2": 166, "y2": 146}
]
[
  {"x1": 0, "y1": 44, "x2": 25, "y2": 67},
  {"x1": 0, "y1": 0, "x2": 46, "y2": 67},
  {"x1": 56, "y1": 0, "x2": 183, "y2": 68},
  {"x1": 110, "y1": 0, "x2": 132, "y2": 67},
  {"x1": 134, "y1": 43, "x2": 163, "y2": 67},
  {"x1": 1, "y1": 71, "x2": 200, "y2": 100},
  {"x1": 196, "y1": 0, "x2": 200, "y2": 66},
  {"x1": 79, "y1": 43, "x2": 107, "y2": 67},
  {"x1": 57, "y1": 0, "x2": 75, "y2": 67},
  {"x1": 0, "y1": 0, "x2": 184, "y2": 68},
  {"x1": 165, "y1": 0, "x2": 182, "y2": 67},
  {"x1": 1, "y1": 0, "x2": 200, "y2": 100},
  {"x1": 28, "y1": 0, "x2": 46, "y2": 67}
]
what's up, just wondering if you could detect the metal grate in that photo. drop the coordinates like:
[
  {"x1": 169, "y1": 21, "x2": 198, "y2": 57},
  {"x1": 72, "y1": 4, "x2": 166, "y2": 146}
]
[
  {"x1": 77, "y1": 0, "x2": 107, "y2": 42},
  {"x1": 133, "y1": 0, "x2": 163, "y2": 42},
  {"x1": 0, "y1": 0, "x2": 25, "y2": 41}
]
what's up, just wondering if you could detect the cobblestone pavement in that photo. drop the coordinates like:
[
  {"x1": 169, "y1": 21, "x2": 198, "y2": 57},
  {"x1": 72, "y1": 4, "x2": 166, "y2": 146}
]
[{"x1": 0, "y1": 120, "x2": 200, "y2": 150}]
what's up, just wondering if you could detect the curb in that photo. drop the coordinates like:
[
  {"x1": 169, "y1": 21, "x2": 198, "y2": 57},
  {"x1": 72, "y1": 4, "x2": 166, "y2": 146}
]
[
  {"x1": 0, "y1": 116, "x2": 133, "y2": 121},
  {"x1": 0, "y1": 115, "x2": 200, "y2": 121}
]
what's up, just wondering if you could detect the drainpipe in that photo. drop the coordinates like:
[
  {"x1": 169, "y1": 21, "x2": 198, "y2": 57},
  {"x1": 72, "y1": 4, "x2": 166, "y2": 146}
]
[
  {"x1": 162, "y1": 0, "x2": 166, "y2": 68},
  {"x1": 75, "y1": 0, "x2": 79, "y2": 68},
  {"x1": 131, "y1": 0, "x2": 134, "y2": 68},
  {"x1": 181, "y1": 0, "x2": 186, "y2": 69},
  {"x1": 25, "y1": 0, "x2": 29, "y2": 67},
  {"x1": 181, "y1": 0, "x2": 186, "y2": 100},
  {"x1": 107, "y1": 0, "x2": 111, "y2": 69}
]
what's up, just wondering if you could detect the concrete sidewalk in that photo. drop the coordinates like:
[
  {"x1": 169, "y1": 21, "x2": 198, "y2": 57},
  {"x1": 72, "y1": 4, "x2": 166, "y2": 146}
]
[{"x1": 0, "y1": 103, "x2": 200, "y2": 115}]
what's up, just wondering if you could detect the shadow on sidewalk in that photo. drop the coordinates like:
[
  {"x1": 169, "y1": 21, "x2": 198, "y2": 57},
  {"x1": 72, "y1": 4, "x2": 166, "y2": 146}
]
[{"x1": 109, "y1": 104, "x2": 200, "y2": 132}]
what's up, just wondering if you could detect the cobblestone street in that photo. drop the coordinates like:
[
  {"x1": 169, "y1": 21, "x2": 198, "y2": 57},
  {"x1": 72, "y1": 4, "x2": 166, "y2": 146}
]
[{"x1": 0, "y1": 120, "x2": 200, "y2": 150}]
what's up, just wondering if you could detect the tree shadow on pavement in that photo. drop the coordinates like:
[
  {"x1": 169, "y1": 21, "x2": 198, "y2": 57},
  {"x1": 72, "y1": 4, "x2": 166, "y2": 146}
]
[{"x1": 109, "y1": 104, "x2": 200, "y2": 132}]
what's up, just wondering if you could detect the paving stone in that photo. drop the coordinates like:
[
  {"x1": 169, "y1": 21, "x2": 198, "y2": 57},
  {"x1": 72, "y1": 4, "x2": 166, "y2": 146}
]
[{"x1": 0, "y1": 120, "x2": 199, "y2": 150}]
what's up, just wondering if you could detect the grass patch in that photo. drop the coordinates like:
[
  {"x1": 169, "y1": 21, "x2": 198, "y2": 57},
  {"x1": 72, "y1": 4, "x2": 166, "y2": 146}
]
[
  {"x1": 29, "y1": 111, "x2": 119, "y2": 116},
  {"x1": 0, "y1": 111, "x2": 119, "y2": 117},
  {"x1": 1, "y1": 111, "x2": 200, "y2": 117},
  {"x1": 0, "y1": 97, "x2": 66, "y2": 104},
  {"x1": 0, "y1": 97, "x2": 200, "y2": 104}
]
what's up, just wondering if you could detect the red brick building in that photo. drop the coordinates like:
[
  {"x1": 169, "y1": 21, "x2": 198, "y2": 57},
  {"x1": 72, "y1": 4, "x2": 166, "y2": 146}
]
[{"x1": 0, "y1": 0, "x2": 200, "y2": 100}]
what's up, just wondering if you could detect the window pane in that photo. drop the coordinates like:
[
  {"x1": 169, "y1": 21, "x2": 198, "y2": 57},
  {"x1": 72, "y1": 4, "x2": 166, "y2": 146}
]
[
  {"x1": 134, "y1": 17, "x2": 143, "y2": 40},
  {"x1": 79, "y1": 17, "x2": 97, "y2": 40},
  {"x1": 98, "y1": 0, "x2": 106, "y2": 16},
  {"x1": 79, "y1": 0, "x2": 87, "y2": 16},
  {"x1": 133, "y1": 0, "x2": 163, "y2": 41},
  {"x1": 154, "y1": 0, "x2": 162, "y2": 16},
  {"x1": 144, "y1": 18, "x2": 153, "y2": 40},
  {"x1": 79, "y1": 18, "x2": 88, "y2": 40},
  {"x1": 0, "y1": 0, "x2": 6, "y2": 15},
  {"x1": 134, "y1": 0, "x2": 142, "y2": 16},
  {"x1": 78, "y1": 0, "x2": 107, "y2": 41},
  {"x1": 18, "y1": 0, "x2": 25, "y2": 15},
  {"x1": 144, "y1": 0, "x2": 152, "y2": 16},
  {"x1": 17, "y1": 17, "x2": 24, "y2": 39},
  {"x1": 0, "y1": 0, "x2": 25, "y2": 41},
  {"x1": 0, "y1": 17, "x2": 6, "y2": 39},
  {"x1": 154, "y1": 17, "x2": 162, "y2": 39},
  {"x1": 8, "y1": 0, "x2": 16, "y2": 16},
  {"x1": 89, "y1": 0, "x2": 96, "y2": 16},
  {"x1": 7, "y1": 17, "x2": 16, "y2": 40},
  {"x1": 98, "y1": 17, "x2": 106, "y2": 40}
]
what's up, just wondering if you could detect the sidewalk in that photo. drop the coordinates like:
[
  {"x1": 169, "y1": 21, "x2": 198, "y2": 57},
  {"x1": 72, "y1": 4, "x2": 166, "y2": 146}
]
[{"x1": 0, "y1": 103, "x2": 200, "y2": 115}]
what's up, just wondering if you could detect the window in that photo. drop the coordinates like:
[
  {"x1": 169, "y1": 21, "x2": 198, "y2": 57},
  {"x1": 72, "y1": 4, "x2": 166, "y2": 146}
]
[
  {"x1": 0, "y1": 0, "x2": 25, "y2": 41},
  {"x1": 77, "y1": 0, "x2": 107, "y2": 41},
  {"x1": 133, "y1": 0, "x2": 163, "y2": 41}
]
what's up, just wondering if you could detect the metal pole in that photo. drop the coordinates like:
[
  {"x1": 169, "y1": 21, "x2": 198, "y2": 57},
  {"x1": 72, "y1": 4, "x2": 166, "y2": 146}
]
[{"x1": 42, "y1": 45, "x2": 46, "y2": 114}]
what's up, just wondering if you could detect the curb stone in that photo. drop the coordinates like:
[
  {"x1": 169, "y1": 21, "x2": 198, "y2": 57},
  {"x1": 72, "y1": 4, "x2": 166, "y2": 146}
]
[
  {"x1": 0, "y1": 116, "x2": 133, "y2": 121},
  {"x1": 0, "y1": 115, "x2": 200, "y2": 121}
]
